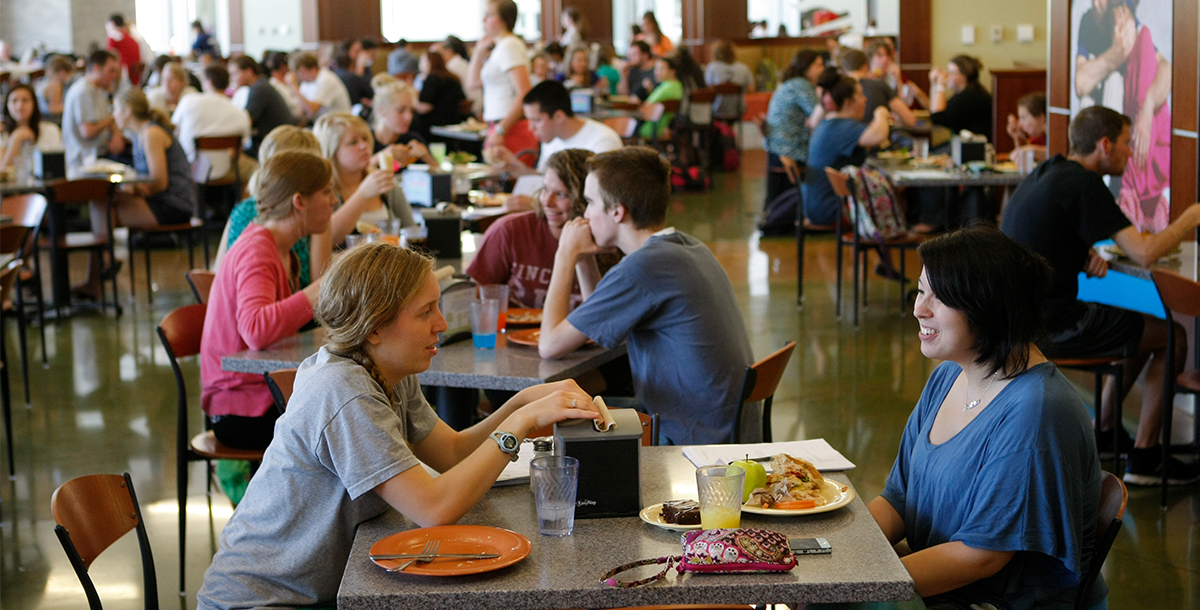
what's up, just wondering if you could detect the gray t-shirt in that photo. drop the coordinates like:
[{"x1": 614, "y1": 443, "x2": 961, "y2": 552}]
[
  {"x1": 197, "y1": 348, "x2": 439, "y2": 610},
  {"x1": 704, "y1": 61, "x2": 753, "y2": 119},
  {"x1": 860, "y1": 78, "x2": 896, "y2": 126},
  {"x1": 61, "y1": 78, "x2": 112, "y2": 169},
  {"x1": 566, "y1": 230, "x2": 753, "y2": 445}
]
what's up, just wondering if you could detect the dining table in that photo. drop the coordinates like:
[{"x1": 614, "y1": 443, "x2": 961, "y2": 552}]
[
  {"x1": 221, "y1": 328, "x2": 628, "y2": 429},
  {"x1": 337, "y1": 445, "x2": 915, "y2": 609},
  {"x1": 867, "y1": 158, "x2": 1027, "y2": 189}
]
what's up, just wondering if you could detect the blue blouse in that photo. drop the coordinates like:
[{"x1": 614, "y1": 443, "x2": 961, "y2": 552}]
[{"x1": 764, "y1": 77, "x2": 819, "y2": 162}]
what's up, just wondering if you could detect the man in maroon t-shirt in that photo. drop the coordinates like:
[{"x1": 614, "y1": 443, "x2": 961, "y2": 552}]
[{"x1": 106, "y1": 13, "x2": 142, "y2": 86}]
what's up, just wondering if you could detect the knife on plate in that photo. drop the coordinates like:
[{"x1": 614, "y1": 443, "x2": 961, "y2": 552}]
[{"x1": 370, "y1": 552, "x2": 501, "y2": 561}]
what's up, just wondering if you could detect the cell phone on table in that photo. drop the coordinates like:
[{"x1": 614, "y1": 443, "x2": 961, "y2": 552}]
[{"x1": 789, "y1": 537, "x2": 832, "y2": 555}]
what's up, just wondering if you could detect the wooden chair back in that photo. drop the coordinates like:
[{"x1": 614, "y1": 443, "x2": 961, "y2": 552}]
[
  {"x1": 0, "y1": 259, "x2": 21, "y2": 301},
  {"x1": 608, "y1": 99, "x2": 640, "y2": 111},
  {"x1": 50, "y1": 179, "x2": 113, "y2": 205},
  {"x1": 1151, "y1": 268, "x2": 1200, "y2": 318},
  {"x1": 0, "y1": 225, "x2": 31, "y2": 256},
  {"x1": 264, "y1": 368, "x2": 298, "y2": 413},
  {"x1": 642, "y1": 102, "x2": 666, "y2": 123},
  {"x1": 51, "y1": 472, "x2": 159, "y2": 610},
  {"x1": 194, "y1": 136, "x2": 243, "y2": 185},
  {"x1": 688, "y1": 88, "x2": 716, "y2": 126},
  {"x1": 185, "y1": 269, "x2": 215, "y2": 304},
  {"x1": 1, "y1": 192, "x2": 49, "y2": 229},
  {"x1": 603, "y1": 116, "x2": 638, "y2": 139},
  {"x1": 157, "y1": 303, "x2": 206, "y2": 361},
  {"x1": 743, "y1": 341, "x2": 797, "y2": 403},
  {"x1": 825, "y1": 167, "x2": 852, "y2": 198},
  {"x1": 1074, "y1": 472, "x2": 1127, "y2": 610}
]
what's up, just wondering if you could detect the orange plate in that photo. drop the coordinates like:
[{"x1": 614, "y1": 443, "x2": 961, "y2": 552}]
[
  {"x1": 369, "y1": 525, "x2": 531, "y2": 576},
  {"x1": 507, "y1": 328, "x2": 540, "y2": 347},
  {"x1": 506, "y1": 308, "x2": 542, "y2": 325}
]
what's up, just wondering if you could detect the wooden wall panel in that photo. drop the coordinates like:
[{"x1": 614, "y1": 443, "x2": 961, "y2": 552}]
[
  {"x1": 1049, "y1": 113, "x2": 1070, "y2": 157},
  {"x1": 315, "y1": 0, "x2": 381, "y2": 43},
  {"x1": 1047, "y1": 0, "x2": 1071, "y2": 155},
  {"x1": 227, "y1": 0, "x2": 243, "y2": 51},
  {"x1": 898, "y1": 0, "x2": 931, "y2": 93},
  {"x1": 991, "y1": 68, "x2": 1046, "y2": 154},
  {"x1": 1170, "y1": 0, "x2": 1199, "y2": 218}
]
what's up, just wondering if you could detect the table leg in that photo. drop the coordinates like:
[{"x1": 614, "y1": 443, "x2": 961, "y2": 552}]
[
  {"x1": 422, "y1": 385, "x2": 477, "y2": 431},
  {"x1": 47, "y1": 200, "x2": 72, "y2": 317},
  {"x1": 1, "y1": 304, "x2": 15, "y2": 477}
]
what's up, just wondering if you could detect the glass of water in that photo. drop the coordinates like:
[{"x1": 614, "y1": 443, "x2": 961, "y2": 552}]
[{"x1": 530, "y1": 455, "x2": 579, "y2": 536}]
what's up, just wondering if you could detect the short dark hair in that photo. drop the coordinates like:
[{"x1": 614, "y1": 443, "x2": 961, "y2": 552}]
[
  {"x1": 816, "y1": 68, "x2": 858, "y2": 110},
  {"x1": 444, "y1": 36, "x2": 468, "y2": 60},
  {"x1": 839, "y1": 49, "x2": 868, "y2": 73},
  {"x1": 333, "y1": 52, "x2": 353, "y2": 70},
  {"x1": 545, "y1": 42, "x2": 565, "y2": 59},
  {"x1": 629, "y1": 40, "x2": 651, "y2": 57},
  {"x1": 1017, "y1": 92, "x2": 1047, "y2": 118},
  {"x1": 87, "y1": 50, "x2": 117, "y2": 71},
  {"x1": 919, "y1": 225, "x2": 1052, "y2": 378},
  {"x1": 1069, "y1": 106, "x2": 1131, "y2": 155},
  {"x1": 231, "y1": 55, "x2": 259, "y2": 75},
  {"x1": 491, "y1": 0, "x2": 519, "y2": 32},
  {"x1": 204, "y1": 65, "x2": 230, "y2": 91},
  {"x1": 865, "y1": 39, "x2": 893, "y2": 59},
  {"x1": 950, "y1": 54, "x2": 982, "y2": 84},
  {"x1": 586, "y1": 147, "x2": 670, "y2": 230},
  {"x1": 781, "y1": 49, "x2": 822, "y2": 82},
  {"x1": 108, "y1": 13, "x2": 126, "y2": 27},
  {"x1": 523, "y1": 80, "x2": 573, "y2": 117},
  {"x1": 263, "y1": 51, "x2": 289, "y2": 73},
  {"x1": 360, "y1": 39, "x2": 379, "y2": 51}
]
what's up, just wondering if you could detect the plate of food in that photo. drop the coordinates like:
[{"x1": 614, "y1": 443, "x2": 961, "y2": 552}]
[
  {"x1": 740, "y1": 454, "x2": 855, "y2": 516},
  {"x1": 506, "y1": 328, "x2": 541, "y2": 347},
  {"x1": 991, "y1": 161, "x2": 1020, "y2": 173},
  {"x1": 507, "y1": 308, "x2": 542, "y2": 325},
  {"x1": 369, "y1": 525, "x2": 531, "y2": 576},
  {"x1": 640, "y1": 500, "x2": 703, "y2": 531}
]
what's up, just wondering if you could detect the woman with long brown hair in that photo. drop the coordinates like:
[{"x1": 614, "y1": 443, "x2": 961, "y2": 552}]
[{"x1": 198, "y1": 241, "x2": 599, "y2": 609}]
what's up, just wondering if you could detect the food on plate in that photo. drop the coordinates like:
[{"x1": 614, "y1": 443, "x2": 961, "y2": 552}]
[
  {"x1": 446, "y1": 151, "x2": 478, "y2": 165},
  {"x1": 660, "y1": 499, "x2": 701, "y2": 525},
  {"x1": 744, "y1": 454, "x2": 827, "y2": 509},
  {"x1": 355, "y1": 221, "x2": 381, "y2": 234},
  {"x1": 875, "y1": 149, "x2": 910, "y2": 160},
  {"x1": 460, "y1": 117, "x2": 488, "y2": 131},
  {"x1": 992, "y1": 161, "x2": 1019, "y2": 173},
  {"x1": 507, "y1": 309, "x2": 541, "y2": 323},
  {"x1": 730, "y1": 456, "x2": 768, "y2": 503}
]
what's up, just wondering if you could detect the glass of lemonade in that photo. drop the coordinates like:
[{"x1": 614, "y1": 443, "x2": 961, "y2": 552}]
[{"x1": 696, "y1": 464, "x2": 745, "y2": 530}]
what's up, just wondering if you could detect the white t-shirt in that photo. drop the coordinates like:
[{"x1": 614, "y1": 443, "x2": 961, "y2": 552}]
[
  {"x1": 480, "y1": 35, "x2": 529, "y2": 122},
  {"x1": 270, "y1": 76, "x2": 306, "y2": 118},
  {"x1": 537, "y1": 118, "x2": 622, "y2": 171},
  {"x1": 299, "y1": 68, "x2": 352, "y2": 114},
  {"x1": 1, "y1": 121, "x2": 63, "y2": 156},
  {"x1": 171, "y1": 92, "x2": 251, "y2": 179},
  {"x1": 146, "y1": 85, "x2": 199, "y2": 115}
]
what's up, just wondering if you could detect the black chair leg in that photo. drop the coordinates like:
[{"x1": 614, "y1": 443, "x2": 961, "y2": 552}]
[
  {"x1": 852, "y1": 247, "x2": 860, "y2": 329},
  {"x1": 13, "y1": 291, "x2": 30, "y2": 408},
  {"x1": 1, "y1": 308, "x2": 14, "y2": 477},
  {"x1": 796, "y1": 211, "x2": 805, "y2": 307},
  {"x1": 144, "y1": 245, "x2": 153, "y2": 304}
]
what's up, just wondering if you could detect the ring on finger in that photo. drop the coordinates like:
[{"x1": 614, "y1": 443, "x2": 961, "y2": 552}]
[{"x1": 572, "y1": 398, "x2": 577, "y2": 408}]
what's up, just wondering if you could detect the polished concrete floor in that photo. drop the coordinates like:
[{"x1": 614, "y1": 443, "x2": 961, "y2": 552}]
[{"x1": 1, "y1": 152, "x2": 1197, "y2": 609}]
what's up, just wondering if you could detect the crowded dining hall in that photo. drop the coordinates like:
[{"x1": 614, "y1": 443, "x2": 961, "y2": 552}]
[{"x1": 2, "y1": 0, "x2": 1199, "y2": 608}]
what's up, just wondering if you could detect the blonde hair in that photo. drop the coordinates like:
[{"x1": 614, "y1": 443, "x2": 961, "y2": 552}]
[
  {"x1": 254, "y1": 150, "x2": 333, "y2": 222},
  {"x1": 248, "y1": 125, "x2": 321, "y2": 198},
  {"x1": 162, "y1": 61, "x2": 188, "y2": 84},
  {"x1": 371, "y1": 72, "x2": 399, "y2": 90},
  {"x1": 537, "y1": 148, "x2": 593, "y2": 221},
  {"x1": 313, "y1": 111, "x2": 374, "y2": 196},
  {"x1": 315, "y1": 242, "x2": 434, "y2": 401},
  {"x1": 371, "y1": 82, "x2": 417, "y2": 133},
  {"x1": 115, "y1": 87, "x2": 174, "y2": 132}
]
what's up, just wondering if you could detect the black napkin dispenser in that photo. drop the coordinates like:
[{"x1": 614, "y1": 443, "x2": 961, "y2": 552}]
[
  {"x1": 34, "y1": 150, "x2": 66, "y2": 180},
  {"x1": 951, "y1": 137, "x2": 990, "y2": 166},
  {"x1": 554, "y1": 408, "x2": 643, "y2": 518},
  {"x1": 420, "y1": 209, "x2": 463, "y2": 259}
]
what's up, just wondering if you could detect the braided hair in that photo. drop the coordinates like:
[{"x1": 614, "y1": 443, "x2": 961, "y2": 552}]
[{"x1": 314, "y1": 242, "x2": 434, "y2": 402}]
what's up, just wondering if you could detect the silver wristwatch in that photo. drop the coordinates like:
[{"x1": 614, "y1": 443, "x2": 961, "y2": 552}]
[{"x1": 490, "y1": 431, "x2": 520, "y2": 462}]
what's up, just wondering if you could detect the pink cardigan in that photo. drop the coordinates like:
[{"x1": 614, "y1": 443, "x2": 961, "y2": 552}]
[{"x1": 201, "y1": 223, "x2": 314, "y2": 418}]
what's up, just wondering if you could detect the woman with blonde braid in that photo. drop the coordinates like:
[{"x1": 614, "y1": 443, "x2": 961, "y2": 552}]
[{"x1": 198, "y1": 242, "x2": 600, "y2": 609}]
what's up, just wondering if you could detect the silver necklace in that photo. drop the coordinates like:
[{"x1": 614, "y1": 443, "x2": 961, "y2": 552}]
[{"x1": 963, "y1": 372, "x2": 998, "y2": 412}]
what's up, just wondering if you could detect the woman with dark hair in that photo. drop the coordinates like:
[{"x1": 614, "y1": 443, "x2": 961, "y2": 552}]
[
  {"x1": 1006, "y1": 92, "x2": 1048, "y2": 173},
  {"x1": 762, "y1": 49, "x2": 825, "y2": 215},
  {"x1": 912, "y1": 54, "x2": 992, "y2": 139},
  {"x1": 801, "y1": 70, "x2": 889, "y2": 225},
  {"x1": 415, "y1": 50, "x2": 466, "y2": 138},
  {"x1": 851, "y1": 226, "x2": 1104, "y2": 610},
  {"x1": 642, "y1": 11, "x2": 673, "y2": 57},
  {"x1": 637, "y1": 55, "x2": 683, "y2": 140},
  {"x1": 2, "y1": 84, "x2": 62, "y2": 169}
]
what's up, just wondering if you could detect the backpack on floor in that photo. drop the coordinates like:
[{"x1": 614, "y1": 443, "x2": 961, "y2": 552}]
[
  {"x1": 844, "y1": 165, "x2": 907, "y2": 241},
  {"x1": 710, "y1": 122, "x2": 741, "y2": 172},
  {"x1": 759, "y1": 186, "x2": 799, "y2": 236},
  {"x1": 671, "y1": 165, "x2": 710, "y2": 192}
]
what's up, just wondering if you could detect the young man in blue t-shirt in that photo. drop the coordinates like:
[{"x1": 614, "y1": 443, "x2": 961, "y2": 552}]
[{"x1": 537, "y1": 147, "x2": 754, "y2": 445}]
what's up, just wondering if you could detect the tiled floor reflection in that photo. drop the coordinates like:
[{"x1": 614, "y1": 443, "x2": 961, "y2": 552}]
[{"x1": 1, "y1": 151, "x2": 1196, "y2": 609}]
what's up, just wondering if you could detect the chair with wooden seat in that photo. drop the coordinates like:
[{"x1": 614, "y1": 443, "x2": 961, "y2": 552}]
[
  {"x1": 1052, "y1": 357, "x2": 1126, "y2": 473},
  {"x1": 711, "y1": 81, "x2": 746, "y2": 143},
  {"x1": 792, "y1": 178, "x2": 835, "y2": 308},
  {"x1": 2, "y1": 193, "x2": 49, "y2": 366},
  {"x1": 826, "y1": 167, "x2": 925, "y2": 328},
  {"x1": 51, "y1": 472, "x2": 159, "y2": 610},
  {"x1": 735, "y1": 341, "x2": 797, "y2": 443},
  {"x1": 128, "y1": 216, "x2": 207, "y2": 304},
  {"x1": 1150, "y1": 268, "x2": 1200, "y2": 506},
  {"x1": 156, "y1": 302, "x2": 265, "y2": 596},
  {"x1": 49, "y1": 178, "x2": 120, "y2": 316},
  {"x1": 683, "y1": 88, "x2": 717, "y2": 182},
  {"x1": 1, "y1": 259, "x2": 22, "y2": 476},
  {"x1": 1074, "y1": 471, "x2": 1127, "y2": 610},
  {"x1": 0, "y1": 230, "x2": 34, "y2": 407},
  {"x1": 263, "y1": 367, "x2": 297, "y2": 413},
  {"x1": 185, "y1": 269, "x2": 215, "y2": 304},
  {"x1": 640, "y1": 99, "x2": 681, "y2": 152},
  {"x1": 193, "y1": 135, "x2": 244, "y2": 220}
]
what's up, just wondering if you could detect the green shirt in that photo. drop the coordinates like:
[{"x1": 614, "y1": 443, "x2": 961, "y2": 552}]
[{"x1": 639, "y1": 79, "x2": 683, "y2": 139}]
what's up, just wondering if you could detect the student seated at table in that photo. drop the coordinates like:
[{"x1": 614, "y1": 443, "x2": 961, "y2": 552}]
[
  {"x1": 313, "y1": 111, "x2": 416, "y2": 245},
  {"x1": 212, "y1": 125, "x2": 331, "y2": 286},
  {"x1": 538, "y1": 147, "x2": 753, "y2": 445},
  {"x1": 637, "y1": 55, "x2": 683, "y2": 141},
  {"x1": 414, "y1": 50, "x2": 467, "y2": 140},
  {"x1": 370, "y1": 82, "x2": 435, "y2": 167},
  {"x1": 802, "y1": 70, "x2": 890, "y2": 226},
  {"x1": 1006, "y1": 92, "x2": 1048, "y2": 173},
  {"x1": 35, "y1": 55, "x2": 74, "y2": 121},
  {"x1": 75, "y1": 87, "x2": 195, "y2": 301},
  {"x1": 468, "y1": 148, "x2": 600, "y2": 308},
  {"x1": 1001, "y1": 106, "x2": 1200, "y2": 486},
  {"x1": 838, "y1": 49, "x2": 917, "y2": 129},
  {"x1": 488, "y1": 80, "x2": 622, "y2": 178},
  {"x1": 2, "y1": 84, "x2": 62, "y2": 169},
  {"x1": 200, "y1": 151, "x2": 334, "y2": 450},
  {"x1": 197, "y1": 242, "x2": 600, "y2": 610},
  {"x1": 145, "y1": 61, "x2": 198, "y2": 116},
  {"x1": 563, "y1": 47, "x2": 604, "y2": 91},
  {"x1": 848, "y1": 226, "x2": 1105, "y2": 610}
]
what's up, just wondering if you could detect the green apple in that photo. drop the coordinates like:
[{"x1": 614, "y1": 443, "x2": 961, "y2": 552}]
[{"x1": 731, "y1": 456, "x2": 768, "y2": 503}]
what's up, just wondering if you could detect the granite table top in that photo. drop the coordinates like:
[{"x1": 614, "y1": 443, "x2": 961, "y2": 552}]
[
  {"x1": 338, "y1": 446, "x2": 915, "y2": 609},
  {"x1": 221, "y1": 328, "x2": 628, "y2": 392},
  {"x1": 1106, "y1": 240, "x2": 1196, "y2": 281}
]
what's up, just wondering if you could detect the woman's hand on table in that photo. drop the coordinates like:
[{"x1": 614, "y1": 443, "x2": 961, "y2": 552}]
[
  {"x1": 1083, "y1": 249, "x2": 1108, "y2": 278},
  {"x1": 504, "y1": 381, "x2": 599, "y2": 438}
]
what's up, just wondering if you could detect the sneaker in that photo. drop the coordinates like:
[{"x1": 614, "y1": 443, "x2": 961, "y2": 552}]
[
  {"x1": 1095, "y1": 425, "x2": 1133, "y2": 458},
  {"x1": 1123, "y1": 446, "x2": 1200, "y2": 486}
]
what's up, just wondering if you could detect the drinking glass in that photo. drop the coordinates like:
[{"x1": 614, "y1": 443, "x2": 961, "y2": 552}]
[
  {"x1": 696, "y1": 464, "x2": 744, "y2": 530},
  {"x1": 479, "y1": 285, "x2": 510, "y2": 332},
  {"x1": 469, "y1": 299, "x2": 500, "y2": 349},
  {"x1": 531, "y1": 456, "x2": 579, "y2": 536}
]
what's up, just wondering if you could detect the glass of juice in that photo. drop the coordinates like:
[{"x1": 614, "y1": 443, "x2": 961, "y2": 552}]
[
  {"x1": 479, "y1": 284, "x2": 510, "y2": 332},
  {"x1": 469, "y1": 299, "x2": 500, "y2": 349},
  {"x1": 696, "y1": 464, "x2": 744, "y2": 530}
]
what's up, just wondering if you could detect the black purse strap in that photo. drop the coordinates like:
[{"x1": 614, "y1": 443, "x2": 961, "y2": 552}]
[{"x1": 599, "y1": 555, "x2": 680, "y2": 588}]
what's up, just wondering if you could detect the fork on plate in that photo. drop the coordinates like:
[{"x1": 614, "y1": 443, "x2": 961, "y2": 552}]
[{"x1": 389, "y1": 539, "x2": 440, "y2": 572}]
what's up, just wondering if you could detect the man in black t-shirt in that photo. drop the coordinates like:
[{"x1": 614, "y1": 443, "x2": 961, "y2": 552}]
[
  {"x1": 1001, "y1": 106, "x2": 1200, "y2": 486},
  {"x1": 229, "y1": 56, "x2": 296, "y2": 160},
  {"x1": 622, "y1": 41, "x2": 658, "y2": 102}
]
